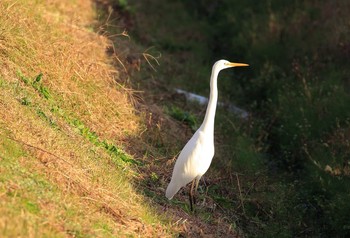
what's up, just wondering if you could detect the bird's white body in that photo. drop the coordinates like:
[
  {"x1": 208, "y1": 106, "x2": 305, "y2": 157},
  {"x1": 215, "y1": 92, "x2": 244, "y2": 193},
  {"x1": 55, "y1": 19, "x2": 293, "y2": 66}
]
[
  {"x1": 165, "y1": 128, "x2": 214, "y2": 199},
  {"x1": 166, "y1": 60, "x2": 248, "y2": 201}
]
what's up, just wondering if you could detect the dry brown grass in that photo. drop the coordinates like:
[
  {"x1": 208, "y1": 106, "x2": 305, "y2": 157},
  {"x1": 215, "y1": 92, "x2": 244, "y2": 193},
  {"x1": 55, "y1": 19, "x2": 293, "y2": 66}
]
[
  {"x1": 0, "y1": 0, "x2": 177, "y2": 237},
  {"x1": 1, "y1": 0, "x2": 140, "y2": 140}
]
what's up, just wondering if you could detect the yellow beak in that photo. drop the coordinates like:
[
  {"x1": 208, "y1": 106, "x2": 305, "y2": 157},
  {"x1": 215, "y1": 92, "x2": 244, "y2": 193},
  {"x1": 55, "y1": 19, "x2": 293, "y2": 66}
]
[{"x1": 227, "y1": 62, "x2": 249, "y2": 67}]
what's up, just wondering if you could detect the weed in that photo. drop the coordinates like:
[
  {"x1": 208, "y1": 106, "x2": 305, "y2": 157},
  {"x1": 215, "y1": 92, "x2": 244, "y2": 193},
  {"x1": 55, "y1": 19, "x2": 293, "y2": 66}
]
[
  {"x1": 17, "y1": 71, "x2": 51, "y2": 99},
  {"x1": 36, "y1": 109, "x2": 57, "y2": 128},
  {"x1": 23, "y1": 200, "x2": 40, "y2": 214},
  {"x1": 165, "y1": 105, "x2": 198, "y2": 131},
  {"x1": 71, "y1": 118, "x2": 140, "y2": 165},
  {"x1": 117, "y1": 0, "x2": 129, "y2": 9},
  {"x1": 150, "y1": 172, "x2": 159, "y2": 182},
  {"x1": 17, "y1": 71, "x2": 30, "y2": 85},
  {"x1": 20, "y1": 97, "x2": 31, "y2": 106}
]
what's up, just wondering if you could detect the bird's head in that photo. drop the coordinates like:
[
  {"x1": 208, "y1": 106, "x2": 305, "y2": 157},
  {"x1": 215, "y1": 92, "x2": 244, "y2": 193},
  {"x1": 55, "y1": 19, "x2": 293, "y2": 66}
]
[{"x1": 214, "y1": 59, "x2": 249, "y2": 71}]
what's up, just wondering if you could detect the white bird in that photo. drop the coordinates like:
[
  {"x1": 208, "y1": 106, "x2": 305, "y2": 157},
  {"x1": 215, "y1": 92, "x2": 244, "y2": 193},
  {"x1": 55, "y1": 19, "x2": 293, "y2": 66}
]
[{"x1": 165, "y1": 59, "x2": 249, "y2": 211}]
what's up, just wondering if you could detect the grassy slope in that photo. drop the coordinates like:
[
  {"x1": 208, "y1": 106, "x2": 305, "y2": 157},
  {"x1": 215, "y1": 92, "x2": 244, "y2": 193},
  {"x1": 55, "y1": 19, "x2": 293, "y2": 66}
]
[
  {"x1": 0, "y1": 0, "x2": 251, "y2": 237},
  {"x1": 3, "y1": 0, "x2": 348, "y2": 237},
  {"x1": 0, "y1": 0, "x2": 176, "y2": 237}
]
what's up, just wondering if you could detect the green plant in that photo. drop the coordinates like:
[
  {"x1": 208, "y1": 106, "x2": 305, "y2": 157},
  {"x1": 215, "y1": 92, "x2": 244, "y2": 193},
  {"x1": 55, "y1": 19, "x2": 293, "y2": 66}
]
[
  {"x1": 18, "y1": 71, "x2": 51, "y2": 99},
  {"x1": 71, "y1": 118, "x2": 140, "y2": 165},
  {"x1": 166, "y1": 105, "x2": 198, "y2": 131}
]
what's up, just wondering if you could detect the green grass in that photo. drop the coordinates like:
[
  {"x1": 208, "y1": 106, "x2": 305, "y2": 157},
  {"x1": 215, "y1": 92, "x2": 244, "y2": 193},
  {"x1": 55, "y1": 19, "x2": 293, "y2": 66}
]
[
  {"x1": 0, "y1": 133, "x2": 76, "y2": 237},
  {"x1": 165, "y1": 105, "x2": 198, "y2": 131}
]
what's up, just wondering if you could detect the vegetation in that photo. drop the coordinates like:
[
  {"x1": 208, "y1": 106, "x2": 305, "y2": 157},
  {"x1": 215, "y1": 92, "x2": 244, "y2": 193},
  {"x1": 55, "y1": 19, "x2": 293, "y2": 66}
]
[
  {"x1": 0, "y1": 0, "x2": 174, "y2": 236},
  {"x1": 178, "y1": 2, "x2": 350, "y2": 236},
  {"x1": 122, "y1": 0, "x2": 350, "y2": 237},
  {"x1": 1, "y1": 0, "x2": 349, "y2": 237}
]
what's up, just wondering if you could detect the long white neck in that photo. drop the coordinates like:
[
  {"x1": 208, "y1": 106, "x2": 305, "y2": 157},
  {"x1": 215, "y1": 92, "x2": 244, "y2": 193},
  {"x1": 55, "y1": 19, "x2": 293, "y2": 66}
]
[{"x1": 201, "y1": 66, "x2": 220, "y2": 133}]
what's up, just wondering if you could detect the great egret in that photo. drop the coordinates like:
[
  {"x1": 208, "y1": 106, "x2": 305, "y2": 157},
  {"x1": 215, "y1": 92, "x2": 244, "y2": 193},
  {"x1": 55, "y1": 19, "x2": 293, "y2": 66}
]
[{"x1": 165, "y1": 59, "x2": 249, "y2": 211}]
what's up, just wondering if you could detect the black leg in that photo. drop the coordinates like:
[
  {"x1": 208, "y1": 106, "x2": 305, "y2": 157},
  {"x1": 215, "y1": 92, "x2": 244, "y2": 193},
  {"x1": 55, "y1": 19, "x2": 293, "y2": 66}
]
[
  {"x1": 189, "y1": 192, "x2": 193, "y2": 211},
  {"x1": 194, "y1": 178, "x2": 199, "y2": 205},
  {"x1": 189, "y1": 179, "x2": 196, "y2": 211}
]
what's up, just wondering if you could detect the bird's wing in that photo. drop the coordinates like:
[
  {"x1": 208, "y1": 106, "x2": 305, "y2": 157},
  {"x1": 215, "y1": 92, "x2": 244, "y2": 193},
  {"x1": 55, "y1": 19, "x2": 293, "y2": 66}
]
[{"x1": 166, "y1": 130, "x2": 214, "y2": 199}]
